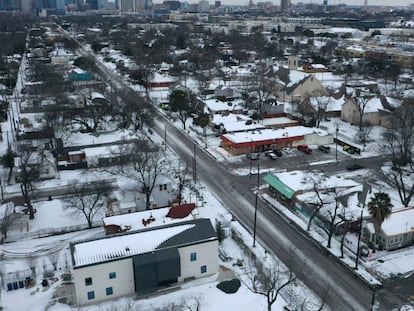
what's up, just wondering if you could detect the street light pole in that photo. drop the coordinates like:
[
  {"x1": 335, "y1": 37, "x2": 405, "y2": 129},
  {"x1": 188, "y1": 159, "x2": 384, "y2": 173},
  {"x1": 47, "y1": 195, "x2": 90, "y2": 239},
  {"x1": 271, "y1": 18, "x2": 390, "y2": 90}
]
[{"x1": 253, "y1": 155, "x2": 260, "y2": 247}]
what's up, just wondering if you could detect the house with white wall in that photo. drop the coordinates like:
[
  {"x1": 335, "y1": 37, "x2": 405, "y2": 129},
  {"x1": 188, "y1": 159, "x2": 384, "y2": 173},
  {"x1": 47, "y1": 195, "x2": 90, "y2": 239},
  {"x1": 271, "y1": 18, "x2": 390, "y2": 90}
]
[{"x1": 70, "y1": 218, "x2": 218, "y2": 306}]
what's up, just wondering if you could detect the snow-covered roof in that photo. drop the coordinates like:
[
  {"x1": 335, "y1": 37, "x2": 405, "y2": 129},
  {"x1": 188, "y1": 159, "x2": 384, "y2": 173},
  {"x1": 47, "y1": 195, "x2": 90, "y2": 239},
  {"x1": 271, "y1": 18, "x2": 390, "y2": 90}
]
[
  {"x1": 212, "y1": 114, "x2": 250, "y2": 125},
  {"x1": 72, "y1": 223, "x2": 195, "y2": 267},
  {"x1": 91, "y1": 92, "x2": 105, "y2": 100},
  {"x1": 150, "y1": 72, "x2": 176, "y2": 83},
  {"x1": 364, "y1": 97, "x2": 386, "y2": 113},
  {"x1": 380, "y1": 207, "x2": 414, "y2": 236},
  {"x1": 223, "y1": 121, "x2": 265, "y2": 133},
  {"x1": 222, "y1": 126, "x2": 316, "y2": 144},
  {"x1": 276, "y1": 170, "x2": 360, "y2": 193},
  {"x1": 309, "y1": 95, "x2": 345, "y2": 112},
  {"x1": 260, "y1": 117, "x2": 297, "y2": 126},
  {"x1": 102, "y1": 206, "x2": 194, "y2": 232},
  {"x1": 70, "y1": 67, "x2": 86, "y2": 74},
  {"x1": 203, "y1": 98, "x2": 244, "y2": 113},
  {"x1": 385, "y1": 97, "x2": 402, "y2": 109}
]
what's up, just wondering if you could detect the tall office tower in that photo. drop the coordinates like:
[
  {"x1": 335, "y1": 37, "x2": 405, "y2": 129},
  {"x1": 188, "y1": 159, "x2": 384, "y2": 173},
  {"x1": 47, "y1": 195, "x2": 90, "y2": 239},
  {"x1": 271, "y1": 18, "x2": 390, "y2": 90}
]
[
  {"x1": 323, "y1": 0, "x2": 327, "y2": 6},
  {"x1": 0, "y1": 0, "x2": 20, "y2": 10},
  {"x1": 214, "y1": 0, "x2": 220, "y2": 7},
  {"x1": 118, "y1": 0, "x2": 144, "y2": 12},
  {"x1": 198, "y1": 0, "x2": 209, "y2": 12},
  {"x1": 19, "y1": 0, "x2": 32, "y2": 12},
  {"x1": 280, "y1": 0, "x2": 290, "y2": 12}
]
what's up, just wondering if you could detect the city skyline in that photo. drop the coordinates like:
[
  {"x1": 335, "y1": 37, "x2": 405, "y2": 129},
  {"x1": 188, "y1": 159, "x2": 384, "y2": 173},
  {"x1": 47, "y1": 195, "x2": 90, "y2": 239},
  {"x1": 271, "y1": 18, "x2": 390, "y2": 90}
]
[{"x1": 153, "y1": 0, "x2": 413, "y2": 7}]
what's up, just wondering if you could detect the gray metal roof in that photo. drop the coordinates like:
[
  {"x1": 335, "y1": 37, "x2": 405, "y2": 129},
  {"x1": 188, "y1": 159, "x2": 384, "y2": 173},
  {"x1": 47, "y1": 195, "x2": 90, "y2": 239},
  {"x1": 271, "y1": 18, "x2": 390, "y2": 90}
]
[{"x1": 157, "y1": 218, "x2": 217, "y2": 249}]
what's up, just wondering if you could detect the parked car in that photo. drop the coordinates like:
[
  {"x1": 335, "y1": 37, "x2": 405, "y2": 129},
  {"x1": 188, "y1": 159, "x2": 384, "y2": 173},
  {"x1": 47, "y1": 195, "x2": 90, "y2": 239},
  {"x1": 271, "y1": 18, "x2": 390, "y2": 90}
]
[
  {"x1": 318, "y1": 145, "x2": 331, "y2": 153},
  {"x1": 343, "y1": 145, "x2": 355, "y2": 154},
  {"x1": 274, "y1": 149, "x2": 283, "y2": 157},
  {"x1": 297, "y1": 145, "x2": 312, "y2": 154},
  {"x1": 265, "y1": 150, "x2": 277, "y2": 160},
  {"x1": 346, "y1": 163, "x2": 364, "y2": 171},
  {"x1": 246, "y1": 153, "x2": 259, "y2": 160}
]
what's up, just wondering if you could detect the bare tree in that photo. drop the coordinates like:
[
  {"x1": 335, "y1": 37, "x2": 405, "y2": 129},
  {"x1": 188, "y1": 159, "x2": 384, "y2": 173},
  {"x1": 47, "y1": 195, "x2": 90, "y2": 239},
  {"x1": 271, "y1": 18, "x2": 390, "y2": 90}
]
[
  {"x1": 302, "y1": 175, "x2": 328, "y2": 231},
  {"x1": 250, "y1": 62, "x2": 277, "y2": 119},
  {"x1": 109, "y1": 141, "x2": 166, "y2": 210},
  {"x1": 382, "y1": 103, "x2": 414, "y2": 206},
  {"x1": 173, "y1": 161, "x2": 189, "y2": 205},
  {"x1": 129, "y1": 67, "x2": 154, "y2": 103},
  {"x1": 17, "y1": 151, "x2": 44, "y2": 220},
  {"x1": 309, "y1": 93, "x2": 331, "y2": 128},
  {"x1": 318, "y1": 189, "x2": 344, "y2": 249},
  {"x1": 242, "y1": 252, "x2": 303, "y2": 311},
  {"x1": 182, "y1": 296, "x2": 202, "y2": 311},
  {"x1": 169, "y1": 89, "x2": 192, "y2": 130},
  {"x1": 194, "y1": 71, "x2": 211, "y2": 100},
  {"x1": 0, "y1": 202, "x2": 17, "y2": 243},
  {"x1": 356, "y1": 121, "x2": 373, "y2": 146},
  {"x1": 351, "y1": 90, "x2": 374, "y2": 130},
  {"x1": 65, "y1": 181, "x2": 111, "y2": 228}
]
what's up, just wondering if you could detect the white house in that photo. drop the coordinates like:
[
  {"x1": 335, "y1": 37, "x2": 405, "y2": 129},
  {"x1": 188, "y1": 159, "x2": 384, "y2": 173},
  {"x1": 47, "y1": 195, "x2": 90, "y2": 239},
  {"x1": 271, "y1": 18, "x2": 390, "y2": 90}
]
[{"x1": 71, "y1": 218, "x2": 218, "y2": 306}]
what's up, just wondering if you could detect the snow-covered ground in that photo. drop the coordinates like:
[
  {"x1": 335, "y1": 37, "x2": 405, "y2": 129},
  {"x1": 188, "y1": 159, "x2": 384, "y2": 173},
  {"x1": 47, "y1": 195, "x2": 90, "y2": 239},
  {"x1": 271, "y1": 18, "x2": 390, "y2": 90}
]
[{"x1": 2, "y1": 38, "x2": 414, "y2": 311}]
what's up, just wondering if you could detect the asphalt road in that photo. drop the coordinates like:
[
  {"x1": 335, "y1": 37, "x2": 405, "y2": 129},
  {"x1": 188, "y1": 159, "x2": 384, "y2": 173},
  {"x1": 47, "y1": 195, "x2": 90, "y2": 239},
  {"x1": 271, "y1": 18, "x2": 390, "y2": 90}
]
[
  {"x1": 67, "y1": 33, "x2": 404, "y2": 310},
  {"x1": 152, "y1": 115, "x2": 378, "y2": 311}
]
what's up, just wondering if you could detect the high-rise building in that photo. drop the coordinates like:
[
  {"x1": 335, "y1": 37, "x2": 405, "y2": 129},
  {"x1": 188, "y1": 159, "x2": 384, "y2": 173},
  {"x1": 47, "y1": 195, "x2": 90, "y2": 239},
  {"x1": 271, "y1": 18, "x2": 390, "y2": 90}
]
[
  {"x1": 0, "y1": 0, "x2": 20, "y2": 10},
  {"x1": 280, "y1": 0, "x2": 290, "y2": 12},
  {"x1": 198, "y1": 0, "x2": 209, "y2": 12},
  {"x1": 118, "y1": 0, "x2": 144, "y2": 12}
]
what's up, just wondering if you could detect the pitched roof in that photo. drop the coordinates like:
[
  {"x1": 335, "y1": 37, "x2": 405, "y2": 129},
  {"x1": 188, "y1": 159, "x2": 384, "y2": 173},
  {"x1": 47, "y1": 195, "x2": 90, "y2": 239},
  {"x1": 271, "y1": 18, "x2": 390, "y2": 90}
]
[
  {"x1": 71, "y1": 218, "x2": 216, "y2": 268},
  {"x1": 166, "y1": 203, "x2": 196, "y2": 219}
]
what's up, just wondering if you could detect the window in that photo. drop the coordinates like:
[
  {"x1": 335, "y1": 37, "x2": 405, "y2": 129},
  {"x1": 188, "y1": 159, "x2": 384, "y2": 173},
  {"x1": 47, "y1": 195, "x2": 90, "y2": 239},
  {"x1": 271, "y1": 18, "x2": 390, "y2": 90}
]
[
  {"x1": 159, "y1": 185, "x2": 163, "y2": 191},
  {"x1": 201, "y1": 265, "x2": 207, "y2": 274},
  {"x1": 106, "y1": 287, "x2": 113, "y2": 296},
  {"x1": 85, "y1": 277, "x2": 92, "y2": 286},
  {"x1": 190, "y1": 252, "x2": 197, "y2": 262},
  {"x1": 109, "y1": 272, "x2": 116, "y2": 279},
  {"x1": 87, "y1": 291, "x2": 95, "y2": 300},
  {"x1": 163, "y1": 184, "x2": 167, "y2": 190}
]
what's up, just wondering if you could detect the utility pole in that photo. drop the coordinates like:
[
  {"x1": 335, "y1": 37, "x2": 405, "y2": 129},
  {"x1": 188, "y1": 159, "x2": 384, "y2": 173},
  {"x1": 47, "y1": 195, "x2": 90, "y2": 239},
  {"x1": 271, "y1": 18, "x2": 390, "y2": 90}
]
[
  {"x1": 164, "y1": 124, "x2": 167, "y2": 151},
  {"x1": 355, "y1": 207, "x2": 364, "y2": 270},
  {"x1": 253, "y1": 154, "x2": 260, "y2": 247},
  {"x1": 335, "y1": 124, "x2": 339, "y2": 163},
  {"x1": 193, "y1": 143, "x2": 197, "y2": 183}
]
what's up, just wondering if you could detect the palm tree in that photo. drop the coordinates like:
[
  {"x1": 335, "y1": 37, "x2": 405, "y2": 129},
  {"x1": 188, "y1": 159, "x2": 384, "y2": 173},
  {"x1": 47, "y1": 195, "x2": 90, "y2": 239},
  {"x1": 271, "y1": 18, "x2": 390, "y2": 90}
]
[{"x1": 368, "y1": 192, "x2": 393, "y2": 248}]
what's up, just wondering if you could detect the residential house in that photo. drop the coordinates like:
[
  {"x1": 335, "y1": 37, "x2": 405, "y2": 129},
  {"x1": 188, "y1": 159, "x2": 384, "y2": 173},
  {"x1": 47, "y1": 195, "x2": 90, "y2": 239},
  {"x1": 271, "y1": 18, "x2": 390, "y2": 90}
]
[
  {"x1": 212, "y1": 114, "x2": 265, "y2": 134},
  {"x1": 149, "y1": 72, "x2": 177, "y2": 89},
  {"x1": 284, "y1": 75, "x2": 327, "y2": 103},
  {"x1": 341, "y1": 95, "x2": 399, "y2": 128},
  {"x1": 199, "y1": 98, "x2": 244, "y2": 116},
  {"x1": 68, "y1": 67, "x2": 92, "y2": 81},
  {"x1": 113, "y1": 174, "x2": 177, "y2": 212},
  {"x1": 71, "y1": 218, "x2": 218, "y2": 306},
  {"x1": 365, "y1": 207, "x2": 414, "y2": 251}
]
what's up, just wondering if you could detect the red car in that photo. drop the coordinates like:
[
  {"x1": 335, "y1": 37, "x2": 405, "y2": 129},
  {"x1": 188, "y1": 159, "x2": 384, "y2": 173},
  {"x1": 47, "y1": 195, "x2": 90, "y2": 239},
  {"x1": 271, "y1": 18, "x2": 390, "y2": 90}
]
[{"x1": 297, "y1": 144, "x2": 312, "y2": 154}]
